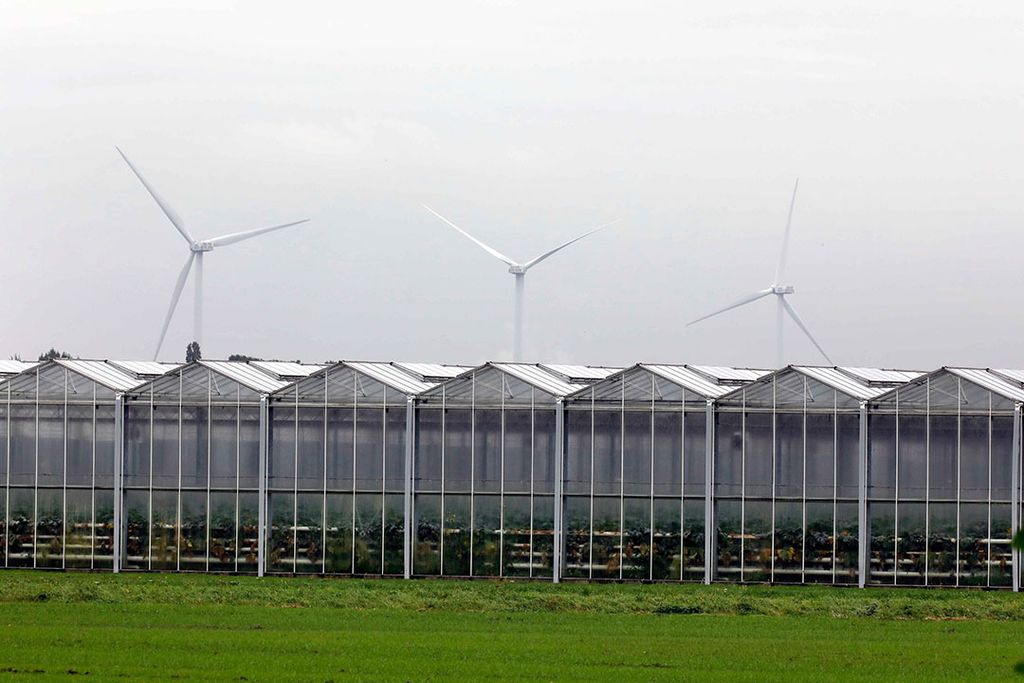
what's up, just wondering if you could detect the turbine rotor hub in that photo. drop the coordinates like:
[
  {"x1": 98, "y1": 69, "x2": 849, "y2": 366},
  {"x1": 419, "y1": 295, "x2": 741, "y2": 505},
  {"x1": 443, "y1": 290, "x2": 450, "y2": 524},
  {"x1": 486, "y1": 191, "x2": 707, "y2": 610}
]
[
  {"x1": 508, "y1": 265, "x2": 526, "y2": 275},
  {"x1": 771, "y1": 285, "x2": 795, "y2": 295},
  {"x1": 191, "y1": 242, "x2": 214, "y2": 253}
]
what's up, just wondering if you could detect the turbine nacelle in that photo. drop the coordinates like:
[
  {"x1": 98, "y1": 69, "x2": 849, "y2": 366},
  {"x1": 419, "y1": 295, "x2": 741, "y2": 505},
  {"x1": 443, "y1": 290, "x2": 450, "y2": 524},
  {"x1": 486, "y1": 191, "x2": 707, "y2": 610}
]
[
  {"x1": 508, "y1": 264, "x2": 527, "y2": 275},
  {"x1": 191, "y1": 241, "x2": 215, "y2": 253},
  {"x1": 771, "y1": 285, "x2": 794, "y2": 295}
]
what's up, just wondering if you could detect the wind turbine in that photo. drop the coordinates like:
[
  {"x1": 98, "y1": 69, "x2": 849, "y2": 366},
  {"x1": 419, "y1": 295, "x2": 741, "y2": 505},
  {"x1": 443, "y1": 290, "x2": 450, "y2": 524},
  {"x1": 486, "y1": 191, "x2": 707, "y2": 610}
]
[
  {"x1": 422, "y1": 204, "x2": 615, "y2": 361},
  {"x1": 686, "y1": 180, "x2": 832, "y2": 368},
  {"x1": 117, "y1": 147, "x2": 309, "y2": 360}
]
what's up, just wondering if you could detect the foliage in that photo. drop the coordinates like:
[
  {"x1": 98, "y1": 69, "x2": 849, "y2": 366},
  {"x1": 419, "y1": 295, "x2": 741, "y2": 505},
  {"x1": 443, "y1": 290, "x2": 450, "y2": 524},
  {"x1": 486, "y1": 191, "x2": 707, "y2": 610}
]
[
  {"x1": 185, "y1": 341, "x2": 201, "y2": 363},
  {"x1": 37, "y1": 348, "x2": 73, "y2": 361},
  {"x1": 227, "y1": 354, "x2": 262, "y2": 361},
  {"x1": 1014, "y1": 528, "x2": 1024, "y2": 552}
]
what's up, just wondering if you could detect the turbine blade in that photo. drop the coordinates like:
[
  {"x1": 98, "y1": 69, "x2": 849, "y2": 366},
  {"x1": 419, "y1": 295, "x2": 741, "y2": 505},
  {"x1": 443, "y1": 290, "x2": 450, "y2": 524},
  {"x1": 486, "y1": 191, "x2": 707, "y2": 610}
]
[
  {"x1": 781, "y1": 297, "x2": 833, "y2": 364},
  {"x1": 116, "y1": 146, "x2": 194, "y2": 245},
  {"x1": 153, "y1": 253, "x2": 196, "y2": 360},
  {"x1": 686, "y1": 289, "x2": 773, "y2": 326},
  {"x1": 522, "y1": 219, "x2": 619, "y2": 271},
  {"x1": 207, "y1": 219, "x2": 310, "y2": 248},
  {"x1": 774, "y1": 178, "x2": 799, "y2": 285},
  {"x1": 421, "y1": 204, "x2": 517, "y2": 267}
]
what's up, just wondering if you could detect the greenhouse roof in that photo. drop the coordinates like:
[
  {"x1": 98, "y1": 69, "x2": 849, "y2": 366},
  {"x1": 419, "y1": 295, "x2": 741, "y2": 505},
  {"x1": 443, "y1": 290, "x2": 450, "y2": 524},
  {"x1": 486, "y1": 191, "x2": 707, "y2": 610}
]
[
  {"x1": 107, "y1": 360, "x2": 181, "y2": 378},
  {"x1": 343, "y1": 361, "x2": 439, "y2": 395},
  {"x1": 539, "y1": 364, "x2": 621, "y2": 384},
  {"x1": 392, "y1": 362, "x2": 475, "y2": 383},
  {"x1": 199, "y1": 360, "x2": 290, "y2": 393},
  {"x1": 491, "y1": 363, "x2": 588, "y2": 397},
  {"x1": 0, "y1": 359, "x2": 38, "y2": 376},
  {"x1": 250, "y1": 361, "x2": 326, "y2": 380},
  {"x1": 54, "y1": 359, "x2": 149, "y2": 391},
  {"x1": 947, "y1": 368, "x2": 1024, "y2": 402},
  {"x1": 689, "y1": 365, "x2": 772, "y2": 384}
]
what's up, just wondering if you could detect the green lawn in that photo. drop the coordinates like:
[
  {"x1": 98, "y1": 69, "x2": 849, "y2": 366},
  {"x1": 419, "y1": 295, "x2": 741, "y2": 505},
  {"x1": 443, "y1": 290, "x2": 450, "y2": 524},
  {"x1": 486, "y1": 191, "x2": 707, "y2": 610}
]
[{"x1": 0, "y1": 573, "x2": 1021, "y2": 681}]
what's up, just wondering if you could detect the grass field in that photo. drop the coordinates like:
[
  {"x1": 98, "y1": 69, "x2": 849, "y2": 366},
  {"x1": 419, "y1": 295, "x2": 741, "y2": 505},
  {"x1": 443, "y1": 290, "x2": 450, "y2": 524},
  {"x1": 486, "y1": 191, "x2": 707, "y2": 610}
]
[{"x1": 0, "y1": 573, "x2": 1022, "y2": 681}]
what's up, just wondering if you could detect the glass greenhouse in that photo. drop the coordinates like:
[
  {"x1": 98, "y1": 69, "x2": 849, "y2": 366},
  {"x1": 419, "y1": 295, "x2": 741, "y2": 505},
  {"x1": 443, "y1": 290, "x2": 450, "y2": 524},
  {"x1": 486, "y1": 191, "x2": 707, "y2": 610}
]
[{"x1": 0, "y1": 358, "x2": 1020, "y2": 589}]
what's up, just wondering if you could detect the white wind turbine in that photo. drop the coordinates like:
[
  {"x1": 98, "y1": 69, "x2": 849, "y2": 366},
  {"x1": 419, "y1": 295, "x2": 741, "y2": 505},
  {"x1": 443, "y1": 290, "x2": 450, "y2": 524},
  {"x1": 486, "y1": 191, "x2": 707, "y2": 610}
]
[
  {"x1": 687, "y1": 180, "x2": 832, "y2": 367},
  {"x1": 422, "y1": 204, "x2": 616, "y2": 361},
  {"x1": 117, "y1": 147, "x2": 310, "y2": 360}
]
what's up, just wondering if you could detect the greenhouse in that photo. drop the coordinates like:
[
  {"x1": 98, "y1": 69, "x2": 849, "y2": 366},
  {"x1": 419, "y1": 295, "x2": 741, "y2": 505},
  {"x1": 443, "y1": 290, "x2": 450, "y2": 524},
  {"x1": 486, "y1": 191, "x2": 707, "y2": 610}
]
[
  {"x1": 412, "y1": 363, "x2": 587, "y2": 579},
  {"x1": 0, "y1": 357, "x2": 1021, "y2": 589},
  {"x1": 562, "y1": 364, "x2": 767, "y2": 582},
  {"x1": 713, "y1": 366, "x2": 923, "y2": 586},
  {"x1": 0, "y1": 359, "x2": 172, "y2": 570},
  {"x1": 266, "y1": 361, "x2": 466, "y2": 579},
  {"x1": 866, "y1": 367, "x2": 1024, "y2": 590}
]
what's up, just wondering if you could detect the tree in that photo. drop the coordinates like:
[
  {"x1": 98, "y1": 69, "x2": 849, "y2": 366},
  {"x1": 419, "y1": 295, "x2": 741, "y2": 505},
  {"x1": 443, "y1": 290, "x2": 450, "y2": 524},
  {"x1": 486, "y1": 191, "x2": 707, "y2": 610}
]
[
  {"x1": 38, "y1": 348, "x2": 73, "y2": 361},
  {"x1": 227, "y1": 354, "x2": 262, "y2": 362},
  {"x1": 185, "y1": 342, "x2": 202, "y2": 363},
  {"x1": 1014, "y1": 528, "x2": 1024, "y2": 552}
]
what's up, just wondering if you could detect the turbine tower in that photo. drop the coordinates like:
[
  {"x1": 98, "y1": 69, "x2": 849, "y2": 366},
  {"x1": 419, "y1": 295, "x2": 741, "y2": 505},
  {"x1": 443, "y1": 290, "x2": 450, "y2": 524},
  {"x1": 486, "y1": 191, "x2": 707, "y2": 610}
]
[
  {"x1": 117, "y1": 147, "x2": 309, "y2": 360},
  {"x1": 687, "y1": 180, "x2": 832, "y2": 368},
  {"x1": 422, "y1": 204, "x2": 615, "y2": 361}
]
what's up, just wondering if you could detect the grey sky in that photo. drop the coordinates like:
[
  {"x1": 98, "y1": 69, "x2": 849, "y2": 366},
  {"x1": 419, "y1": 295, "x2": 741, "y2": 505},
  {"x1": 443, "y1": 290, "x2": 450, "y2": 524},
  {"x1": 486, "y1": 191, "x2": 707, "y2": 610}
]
[{"x1": 2, "y1": 1, "x2": 1022, "y2": 370}]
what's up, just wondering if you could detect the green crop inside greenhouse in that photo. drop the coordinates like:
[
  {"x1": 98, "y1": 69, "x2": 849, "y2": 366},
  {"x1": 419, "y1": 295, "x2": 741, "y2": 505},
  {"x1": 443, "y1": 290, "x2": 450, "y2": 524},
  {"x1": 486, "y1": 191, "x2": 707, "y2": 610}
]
[{"x1": 0, "y1": 358, "x2": 1020, "y2": 590}]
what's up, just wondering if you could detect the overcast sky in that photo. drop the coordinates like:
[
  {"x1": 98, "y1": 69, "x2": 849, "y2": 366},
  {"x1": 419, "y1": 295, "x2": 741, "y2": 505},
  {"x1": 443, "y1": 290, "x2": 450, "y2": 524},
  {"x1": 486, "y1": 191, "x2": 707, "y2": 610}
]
[{"x1": 2, "y1": 1, "x2": 1022, "y2": 371}]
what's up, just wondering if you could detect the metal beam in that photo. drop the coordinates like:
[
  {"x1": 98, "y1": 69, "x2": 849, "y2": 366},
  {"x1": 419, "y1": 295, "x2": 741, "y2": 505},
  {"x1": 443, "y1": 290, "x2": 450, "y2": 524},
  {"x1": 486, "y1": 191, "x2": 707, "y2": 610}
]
[
  {"x1": 1012, "y1": 403, "x2": 1021, "y2": 593},
  {"x1": 704, "y1": 399, "x2": 715, "y2": 585},
  {"x1": 257, "y1": 395, "x2": 268, "y2": 578},
  {"x1": 553, "y1": 398, "x2": 564, "y2": 583},
  {"x1": 858, "y1": 401, "x2": 869, "y2": 588},
  {"x1": 112, "y1": 393, "x2": 124, "y2": 573},
  {"x1": 404, "y1": 397, "x2": 415, "y2": 580}
]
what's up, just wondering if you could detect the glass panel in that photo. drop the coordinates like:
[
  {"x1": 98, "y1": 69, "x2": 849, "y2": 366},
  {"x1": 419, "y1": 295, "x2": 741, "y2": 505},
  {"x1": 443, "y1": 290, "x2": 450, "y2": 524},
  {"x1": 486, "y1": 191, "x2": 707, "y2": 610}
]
[
  {"x1": 563, "y1": 495, "x2": 591, "y2": 579},
  {"x1": 297, "y1": 407, "x2": 325, "y2": 492},
  {"x1": 414, "y1": 409, "x2": 442, "y2": 493},
  {"x1": 209, "y1": 491, "x2": 237, "y2": 570},
  {"x1": 533, "y1": 410, "x2": 556, "y2": 495},
  {"x1": 715, "y1": 499, "x2": 742, "y2": 582},
  {"x1": 93, "y1": 489, "x2": 114, "y2": 570},
  {"x1": 268, "y1": 492, "x2": 295, "y2": 573},
  {"x1": 125, "y1": 404, "x2": 151, "y2": 487},
  {"x1": 64, "y1": 488, "x2": 93, "y2": 569},
  {"x1": 441, "y1": 493, "x2": 470, "y2": 576},
  {"x1": 591, "y1": 495, "x2": 621, "y2": 579},
  {"x1": 8, "y1": 406, "x2": 34, "y2": 486},
  {"x1": 683, "y1": 412, "x2": 706, "y2": 497},
  {"x1": 150, "y1": 489, "x2": 178, "y2": 571},
  {"x1": 958, "y1": 502, "x2": 988, "y2": 587},
  {"x1": 836, "y1": 414, "x2": 859, "y2": 499},
  {"x1": 412, "y1": 493, "x2": 440, "y2": 575},
  {"x1": 326, "y1": 407, "x2": 354, "y2": 491},
  {"x1": 681, "y1": 498, "x2": 705, "y2": 581},
  {"x1": 238, "y1": 407, "x2": 261, "y2": 490},
  {"x1": 714, "y1": 412, "x2": 743, "y2": 497},
  {"x1": 991, "y1": 416, "x2": 1013, "y2": 502},
  {"x1": 929, "y1": 416, "x2": 957, "y2": 501},
  {"x1": 324, "y1": 492, "x2": 353, "y2": 574},
  {"x1": 180, "y1": 406, "x2": 208, "y2": 489},
  {"x1": 652, "y1": 497, "x2": 679, "y2": 581},
  {"x1": 296, "y1": 492, "x2": 324, "y2": 574},
  {"x1": 7, "y1": 488, "x2": 34, "y2": 567},
  {"x1": 36, "y1": 488, "x2": 63, "y2": 568},
  {"x1": 209, "y1": 406, "x2": 238, "y2": 490},
  {"x1": 37, "y1": 405, "x2": 64, "y2": 487},
  {"x1": 804, "y1": 501, "x2": 834, "y2": 584},
  {"x1": 270, "y1": 407, "x2": 296, "y2": 490},
  {"x1": 152, "y1": 406, "x2": 179, "y2": 490},
  {"x1": 236, "y1": 492, "x2": 259, "y2": 573},
  {"x1": 896, "y1": 502, "x2": 926, "y2": 585},
  {"x1": 959, "y1": 416, "x2": 988, "y2": 503},
  {"x1": 898, "y1": 416, "x2": 927, "y2": 500},
  {"x1": 990, "y1": 503, "x2": 1013, "y2": 587},
  {"x1": 744, "y1": 413, "x2": 772, "y2": 500},
  {"x1": 773, "y1": 500, "x2": 802, "y2": 583},
  {"x1": 531, "y1": 495, "x2": 554, "y2": 578},
  {"x1": 501, "y1": 410, "x2": 530, "y2": 495},
  {"x1": 868, "y1": 499, "x2": 892, "y2": 585},
  {"x1": 66, "y1": 405, "x2": 93, "y2": 487},
  {"x1": 592, "y1": 410, "x2": 621, "y2": 496},
  {"x1": 179, "y1": 490, "x2": 207, "y2": 570},
  {"x1": 622, "y1": 411, "x2": 651, "y2": 497},
  {"x1": 383, "y1": 493, "x2": 404, "y2": 575},
  {"x1": 775, "y1": 413, "x2": 802, "y2": 500},
  {"x1": 806, "y1": 413, "x2": 835, "y2": 499},
  {"x1": 473, "y1": 493, "x2": 501, "y2": 576},
  {"x1": 927, "y1": 502, "x2": 957, "y2": 586},
  {"x1": 835, "y1": 501, "x2": 858, "y2": 584},
  {"x1": 384, "y1": 407, "x2": 406, "y2": 493},
  {"x1": 354, "y1": 491, "x2": 382, "y2": 577},
  {"x1": 355, "y1": 408, "x2": 384, "y2": 493},
  {"x1": 621, "y1": 497, "x2": 649, "y2": 580},
  {"x1": 94, "y1": 406, "x2": 115, "y2": 489},
  {"x1": 565, "y1": 408, "x2": 592, "y2": 495},
  {"x1": 124, "y1": 489, "x2": 149, "y2": 570},
  {"x1": 443, "y1": 410, "x2": 472, "y2": 494},
  {"x1": 742, "y1": 499, "x2": 771, "y2": 582},
  {"x1": 652, "y1": 412, "x2": 681, "y2": 498},
  {"x1": 868, "y1": 413, "x2": 896, "y2": 499}
]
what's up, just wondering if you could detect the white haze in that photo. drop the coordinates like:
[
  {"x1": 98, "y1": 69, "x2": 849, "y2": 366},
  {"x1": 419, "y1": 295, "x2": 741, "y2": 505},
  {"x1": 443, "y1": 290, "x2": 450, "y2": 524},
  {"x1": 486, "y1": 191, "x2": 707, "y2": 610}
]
[{"x1": 1, "y1": 1, "x2": 1022, "y2": 370}]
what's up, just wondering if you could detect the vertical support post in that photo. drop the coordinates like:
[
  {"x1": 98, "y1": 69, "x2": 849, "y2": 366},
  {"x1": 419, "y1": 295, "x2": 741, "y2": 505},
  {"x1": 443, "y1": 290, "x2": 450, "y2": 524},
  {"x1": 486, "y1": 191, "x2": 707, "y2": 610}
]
[
  {"x1": 1012, "y1": 403, "x2": 1021, "y2": 593},
  {"x1": 404, "y1": 397, "x2": 415, "y2": 580},
  {"x1": 857, "y1": 401, "x2": 869, "y2": 588},
  {"x1": 113, "y1": 393, "x2": 124, "y2": 573},
  {"x1": 553, "y1": 398, "x2": 565, "y2": 584},
  {"x1": 704, "y1": 399, "x2": 715, "y2": 585},
  {"x1": 257, "y1": 395, "x2": 268, "y2": 578}
]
